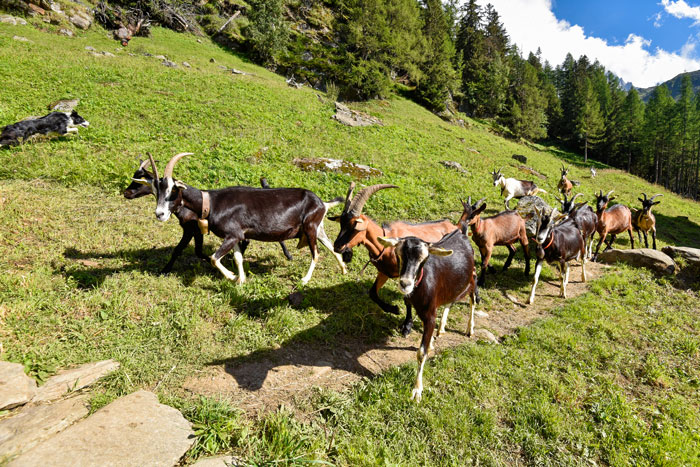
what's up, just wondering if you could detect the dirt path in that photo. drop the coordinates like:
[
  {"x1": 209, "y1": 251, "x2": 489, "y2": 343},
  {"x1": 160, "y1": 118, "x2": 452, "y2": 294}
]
[{"x1": 183, "y1": 262, "x2": 610, "y2": 415}]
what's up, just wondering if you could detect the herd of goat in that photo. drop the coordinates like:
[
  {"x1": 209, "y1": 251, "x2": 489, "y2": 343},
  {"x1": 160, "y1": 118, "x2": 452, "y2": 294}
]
[{"x1": 124, "y1": 155, "x2": 663, "y2": 402}]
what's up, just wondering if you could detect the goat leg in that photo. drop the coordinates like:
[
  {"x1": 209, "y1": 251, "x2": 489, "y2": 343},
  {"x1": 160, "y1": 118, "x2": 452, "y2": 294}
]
[
  {"x1": 411, "y1": 310, "x2": 435, "y2": 403},
  {"x1": 193, "y1": 230, "x2": 208, "y2": 261},
  {"x1": 502, "y1": 244, "x2": 516, "y2": 271},
  {"x1": 369, "y1": 273, "x2": 400, "y2": 315},
  {"x1": 478, "y1": 247, "x2": 492, "y2": 286},
  {"x1": 527, "y1": 260, "x2": 543, "y2": 304},
  {"x1": 211, "y1": 236, "x2": 243, "y2": 282},
  {"x1": 627, "y1": 228, "x2": 635, "y2": 249},
  {"x1": 652, "y1": 229, "x2": 657, "y2": 250},
  {"x1": 161, "y1": 228, "x2": 196, "y2": 274},
  {"x1": 279, "y1": 241, "x2": 293, "y2": 260},
  {"x1": 401, "y1": 298, "x2": 413, "y2": 337}
]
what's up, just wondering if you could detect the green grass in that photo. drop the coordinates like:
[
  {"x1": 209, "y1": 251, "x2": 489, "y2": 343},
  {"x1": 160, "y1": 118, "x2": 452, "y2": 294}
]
[{"x1": 1, "y1": 20, "x2": 700, "y2": 465}]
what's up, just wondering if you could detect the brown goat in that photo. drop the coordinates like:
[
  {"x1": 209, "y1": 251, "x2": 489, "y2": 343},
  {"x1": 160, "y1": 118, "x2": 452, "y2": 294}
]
[
  {"x1": 458, "y1": 197, "x2": 530, "y2": 286},
  {"x1": 557, "y1": 165, "x2": 573, "y2": 196},
  {"x1": 593, "y1": 190, "x2": 635, "y2": 260},
  {"x1": 631, "y1": 193, "x2": 662, "y2": 249},
  {"x1": 330, "y1": 183, "x2": 457, "y2": 336}
]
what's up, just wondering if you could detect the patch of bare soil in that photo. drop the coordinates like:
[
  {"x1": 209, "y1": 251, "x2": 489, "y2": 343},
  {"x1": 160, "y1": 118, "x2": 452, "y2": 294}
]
[{"x1": 183, "y1": 262, "x2": 610, "y2": 415}]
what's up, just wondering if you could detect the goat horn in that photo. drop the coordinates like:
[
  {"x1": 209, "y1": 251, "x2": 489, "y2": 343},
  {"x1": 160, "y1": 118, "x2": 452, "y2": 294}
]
[
  {"x1": 342, "y1": 182, "x2": 356, "y2": 213},
  {"x1": 554, "y1": 195, "x2": 563, "y2": 204},
  {"x1": 467, "y1": 196, "x2": 472, "y2": 206},
  {"x1": 571, "y1": 193, "x2": 583, "y2": 202},
  {"x1": 475, "y1": 197, "x2": 486, "y2": 208},
  {"x1": 163, "y1": 152, "x2": 194, "y2": 179},
  {"x1": 640, "y1": 192, "x2": 648, "y2": 201},
  {"x1": 147, "y1": 152, "x2": 160, "y2": 183},
  {"x1": 605, "y1": 190, "x2": 614, "y2": 198},
  {"x1": 348, "y1": 184, "x2": 398, "y2": 217},
  {"x1": 650, "y1": 194, "x2": 663, "y2": 202},
  {"x1": 138, "y1": 158, "x2": 150, "y2": 171}
]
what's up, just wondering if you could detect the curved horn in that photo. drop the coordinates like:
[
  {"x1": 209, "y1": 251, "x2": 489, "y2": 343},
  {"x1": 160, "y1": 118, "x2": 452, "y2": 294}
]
[
  {"x1": 467, "y1": 196, "x2": 472, "y2": 205},
  {"x1": 571, "y1": 193, "x2": 583, "y2": 203},
  {"x1": 147, "y1": 152, "x2": 159, "y2": 183},
  {"x1": 348, "y1": 184, "x2": 398, "y2": 217},
  {"x1": 650, "y1": 193, "x2": 663, "y2": 202},
  {"x1": 138, "y1": 158, "x2": 150, "y2": 171},
  {"x1": 342, "y1": 182, "x2": 356, "y2": 213},
  {"x1": 640, "y1": 192, "x2": 648, "y2": 201},
  {"x1": 605, "y1": 190, "x2": 614, "y2": 198},
  {"x1": 163, "y1": 152, "x2": 194, "y2": 179},
  {"x1": 475, "y1": 197, "x2": 486, "y2": 208},
  {"x1": 553, "y1": 195, "x2": 563, "y2": 204}
]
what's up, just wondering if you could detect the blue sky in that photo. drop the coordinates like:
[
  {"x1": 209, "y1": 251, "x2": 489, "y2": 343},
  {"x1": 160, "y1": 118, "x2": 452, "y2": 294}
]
[{"x1": 481, "y1": 0, "x2": 700, "y2": 87}]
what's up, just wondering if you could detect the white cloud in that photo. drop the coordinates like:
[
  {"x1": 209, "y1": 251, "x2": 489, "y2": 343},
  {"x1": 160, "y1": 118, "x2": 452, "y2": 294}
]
[
  {"x1": 662, "y1": 0, "x2": 700, "y2": 23},
  {"x1": 480, "y1": 0, "x2": 700, "y2": 87}
]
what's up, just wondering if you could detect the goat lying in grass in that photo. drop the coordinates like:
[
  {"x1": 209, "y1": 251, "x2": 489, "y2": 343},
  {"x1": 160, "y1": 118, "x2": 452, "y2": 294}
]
[
  {"x1": 378, "y1": 225, "x2": 477, "y2": 402},
  {"x1": 527, "y1": 207, "x2": 586, "y2": 304},
  {"x1": 125, "y1": 160, "x2": 292, "y2": 273},
  {"x1": 491, "y1": 167, "x2": 546, "y2": 210},
  {"x1": 458, "y1": 197, "x2": 530, "y2": 286},
  {"x1": 145, "y1": 153, "x2": 346, "y2": 284}
]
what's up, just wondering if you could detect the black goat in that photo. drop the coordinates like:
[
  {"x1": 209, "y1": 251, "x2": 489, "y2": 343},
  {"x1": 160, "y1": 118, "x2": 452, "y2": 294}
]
[
  {"x1": 378, "y1": 226, "x2": 477, "y2": 402},
  {"x1": 124, "y1": 160, "x2": 292, "y2": 274},
  {"x1": 527, "y1": 207, "x2": 586, "y2": 304},
  {"x1": 631, "y1": 193, "x2": 662, "y2": 249},
  {"x1": 554, "y1": 192, "x2": 597, "y2": 259},
  {"x1": 147, "y1": 153, "x2": 346, "y2": 284}
]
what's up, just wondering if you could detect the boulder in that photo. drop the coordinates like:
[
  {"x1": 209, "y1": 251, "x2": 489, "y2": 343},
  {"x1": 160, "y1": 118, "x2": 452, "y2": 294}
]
[
  {"x1": 597, "y1": 248, "x2": 677, "y2": 275},
  {"x1": 0, "y1": 395, "x2": 88, "y2": 457},
  {"x1": 182, "y1": 61, "x2": 191, "y2": 68},
  {"x1": 69, "y1": 14, "x2": 91, "y2": 30},
  {"x1": 0, "y1": 362, "x2": 37, "y2": 410},
  {"x1": 9, "y1": 390, "x2": 194, "y2": 467},
  {"x1": 474, "y1": 329, "x2": 499, "y2": 344},
  {"x1": 440, "y1": 160, "x2": 468, "y2": 175},
  {"x1": 661, "y1": 246, "x2": 700, "y2": 266},
  {"x1": 27, "y1": 3, "x2": 45, "y2": 15},
  {"x1": 515, "y1": 196, "x2": 557, "y2": 237},
  {"x1": 12, "y1": 36, "x2": 31, "y2": 43},
  {"x1": 32, "y1": 359, "x2": 119, "y2": 403},
  {"x1": 162, "y1": 59, "x2": 178, "y2": 67},
  {"x1": 332, "y1": 102, "x2": 383, "y2": 127},
  {"x1": 58, "y1": 28, "x2": 73, "y2": 37},
  {"x1": 0, "y1": 15, "x2": 17, "y2": 24}
]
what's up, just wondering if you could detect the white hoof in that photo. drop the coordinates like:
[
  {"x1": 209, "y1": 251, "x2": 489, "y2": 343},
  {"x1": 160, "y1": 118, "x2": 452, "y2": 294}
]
[{"x1": 410, "y1": 388, "x2": 422, "y2": 402}]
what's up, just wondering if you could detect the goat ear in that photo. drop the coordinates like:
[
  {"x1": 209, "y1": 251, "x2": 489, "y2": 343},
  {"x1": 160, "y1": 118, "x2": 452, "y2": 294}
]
[
  {"x1": 608, "y1": 196, "x2": 616, "y2": 201},
  {"x1": 428, "y1": 246, "x2": 453, "y2": 256},
  {"x1": 132, "y1": 177, "x2": 150, "y2": 186},
  {"x1": 327, "y1": 215, "x2": 341, "y2": 222},
  {"x1": 378, "y1": 236, "x2": 399, "y2": 248},
  {"x1": 174, "y1": 180, "x2": 188, "y2": 190},
  {"x1": 653, "y1": 201, "x2": 661, "y2": 205},
  {"x1": 354, "y1": 218, "x2": 368, "y2": 231},
  {"x1": 474, "y1": 203, "x2": 486, "y2": 216}
]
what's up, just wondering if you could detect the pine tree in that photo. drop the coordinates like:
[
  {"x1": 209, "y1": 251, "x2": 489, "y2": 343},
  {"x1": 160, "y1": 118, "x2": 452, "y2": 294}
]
[
  {"x1": 455, "y1": 0, "x2": 486, "y2": 114},
  {"x1": 574, "y1": 77, "x2": 605, "y2": 162},
  {"x1": 619, "y1": 88, "x2": 644, "y2": 173},
  {"x1": 246, "y1": 0, "x2": 289, "y2": 66}
]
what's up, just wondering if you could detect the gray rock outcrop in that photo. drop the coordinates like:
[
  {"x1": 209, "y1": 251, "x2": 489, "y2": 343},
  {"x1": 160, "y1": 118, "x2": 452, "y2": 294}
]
[
  {"x1": 515, "y1": 196, "x2": 557, "y2": 236},
  {"x1": 0, "y1": 362, "x2": 37, "y2": 410},
  {"x1": 332, "y1": 102, "x2": 383, "y2": 127},
  {"x1": 597, "y1": 248, "x2": 677, "y2": 275},
  {"x1": 31, "y1": 359, "x2": 120, "y2": 403},
  {"x1": 661, "y1": 246, "x2": 700, "y2": 266}
]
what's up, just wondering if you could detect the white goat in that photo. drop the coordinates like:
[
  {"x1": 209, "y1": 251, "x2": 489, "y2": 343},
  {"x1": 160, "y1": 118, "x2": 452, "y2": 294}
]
[{"x1": 491, "y1": 168, "x2": 546, "y2": 210}]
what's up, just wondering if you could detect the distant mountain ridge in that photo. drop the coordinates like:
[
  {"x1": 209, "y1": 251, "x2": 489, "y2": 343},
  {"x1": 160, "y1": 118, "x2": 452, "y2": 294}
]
[{"x1": 635, "y1": 69, "x2": 700, "y2": 101}]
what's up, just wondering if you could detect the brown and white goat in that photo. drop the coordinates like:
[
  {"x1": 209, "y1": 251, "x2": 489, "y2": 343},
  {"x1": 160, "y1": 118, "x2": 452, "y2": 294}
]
[
  {"x1": 491, "y1": 167, "x2": 546, "y2": 210},
  {"x1": 125, "y1": 161, "x2": 292, "y2": 273},
  {"x1": 631, "y1": 193, "x2": 662, "y2": 249},
  {"x1": 329, "y1": 183, "x2": 457, "y2": 336},
  {"x1": 378, "y1": 226, "x2": 477, "y2": 402},
  {"x1": 146, "y1": 153, "x2": 346, "y2": 284},
  {"x1": 554, "y1": 192, "x2": 597, "y2": 260},
  {"x1": 527, "y1": 207, "x2": 586, "y2": 304},
  {"x1": 458, "y1": 197, "x2": 530, "y2": 286},
  {"x1": 593, "y1": 190, "x2": 635, "y2": 260},
  {"x1": 557, "y1": 165, "x2": 573, "y2": 196}
]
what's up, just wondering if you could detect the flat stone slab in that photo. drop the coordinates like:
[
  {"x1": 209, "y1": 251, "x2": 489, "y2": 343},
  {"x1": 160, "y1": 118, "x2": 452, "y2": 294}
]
[
  {"x1": 9, "y1": 390, "x2": 194, "y2": 467},
  {"x1": 0, "y1": 395, "x2": 88, "y2": 457},
  {"x1": 332, "y1": 102, "x2": 382, "y2": 127},
  {"x1": 661, "y1": 246, "x2": 700, "y2": 266},
  {"x1": 597, "y1": 248, "x2": 677, "y2": 275},
  {"x1": 32, "y1": 359, "x2": 120, "y2": 403},
  {"x1": 0, "y1": 362, "x2": 37, "y2": 410}
]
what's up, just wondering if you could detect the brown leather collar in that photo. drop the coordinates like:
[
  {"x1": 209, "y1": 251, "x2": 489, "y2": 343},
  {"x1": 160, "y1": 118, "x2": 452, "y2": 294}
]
[{"x1": 201, "y1": 191, "x2": 210, "y2": 219}]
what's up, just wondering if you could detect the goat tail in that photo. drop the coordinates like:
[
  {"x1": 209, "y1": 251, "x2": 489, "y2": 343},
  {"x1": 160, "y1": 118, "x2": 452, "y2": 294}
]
[{"x1": 324, "y1": 196, "x2": 345, "y2": 210}]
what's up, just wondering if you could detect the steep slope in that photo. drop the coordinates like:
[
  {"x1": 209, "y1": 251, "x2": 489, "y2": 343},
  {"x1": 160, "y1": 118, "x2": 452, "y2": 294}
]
[{"x1": 636, "y1": 69, "x2": 700, "y2": 101}]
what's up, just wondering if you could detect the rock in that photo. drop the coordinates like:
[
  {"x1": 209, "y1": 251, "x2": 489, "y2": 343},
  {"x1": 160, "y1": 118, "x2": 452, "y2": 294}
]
[
  {"x1": 512, "y1": 154, "x2": 527, "y2": 164},
  {"x1": 12, "y1": 36, "x2": 31, "y2": 43},
  {"x1": 286, "y1": 76, "x2": 303, "y2": 88},
  {"x1": 154, "y1": 54, "x2": 167, "y2": 60},
  {"x1": 114, "y1": 27, "x2": 130, "y2": 45},
  {"x1": 0, "y1": 362, "x2": 37, "y2": 410},
  {"x1": 597, "y1": 249, "x2": 677, "y2": 275},
  {"x1": 0, "y1": 15, "x2": 17, "y2": 25},
  {"x1": 27, "y1": 3, "x2": 45, "y2": 15},
  {"x1": 301, "y1": 51, "x2": 313, "y2": 61},
  {"x1": 102, "y1": 51, "x2": 115, "y2": 57},
  {"x1": 9, "y1": 390, "x2": 194, "y2": 467},
  {"x1": 0, "y1": 395, "x2": 88, "y2": 457},
  {"x1": 193, "y1": 455, "x2": 244, "y2": 467},
  {"x1": 516, "y1": 165, "x2": 547, "y2": 180},
  {"x1": 58, "y1": 28, "x2": 73, "y2": 37},
  {"x1": 69, "y1": 14, "x2": 90, "y2": 30},
  {"x1": 474, "y1": 329, "x2": 499, "y2": 344},
  {"x1": 293, "y1": 157, "x2": 383, "y2": 179},
  {"x1": 196, "y1": 39, "x2": 202, "y2": 43},
  {"x1": 515, "y1": 196, "x2": 557, "y2": 237},
  {"x1": 466, "y1": 147, "x2": 480, "y2": 154},
  {"x1": 182, "y1": 61, "x2": 191, "y2": 68},
  {"x1": 48, "y1": 97, "x2": 79, "y2": 111},
  {"x1": 474, "y1": 310, "x2": 489, "y2": 318},
  {"x1": 16, "y1": 17, "x2": 27, "y2": 25},
  {"x1": 49, "y1": 2, "x2": 62, "y2": 13},
  {"x1": 661, "y1": 246, "x2": 700, "y2": 266},
  {"x1": 32, "y1": 359, "x2": 120, "y2": 403},
  {"x1": 440, "y1": 160, "x2": 468, "y2": 175},
  {"x1": 230, "y1": 68, "x2": 249, "y2": 75},
  {"x1": 332, "y1": 102, "x2": 383, "y2": 127},
  {"x1": 84, "y1": 46, "x2": 96, "y2": 51},
  {"x1": 162, "y1": 59, "x2": 177, "y2": 67}
]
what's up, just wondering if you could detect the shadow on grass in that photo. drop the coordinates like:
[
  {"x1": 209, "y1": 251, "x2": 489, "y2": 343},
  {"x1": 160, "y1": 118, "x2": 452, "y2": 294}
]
[
  {"x1": 60, "y1": 245, "x2": 285, "y2": 289},
  {"x1": 654, "y1": 212, "x2": 700, "y2": 249}
]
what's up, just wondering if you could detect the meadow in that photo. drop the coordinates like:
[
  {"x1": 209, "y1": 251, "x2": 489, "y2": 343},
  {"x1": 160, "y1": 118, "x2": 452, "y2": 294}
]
[{"x1": 1, "y1": 23, "x2": 699, "y2": 465}]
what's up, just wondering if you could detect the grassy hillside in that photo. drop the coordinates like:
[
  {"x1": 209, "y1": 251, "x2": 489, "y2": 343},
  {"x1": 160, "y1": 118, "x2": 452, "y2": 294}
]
[{"x1": 1, "y1": 22, "x2": 700, "y2": 465}]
